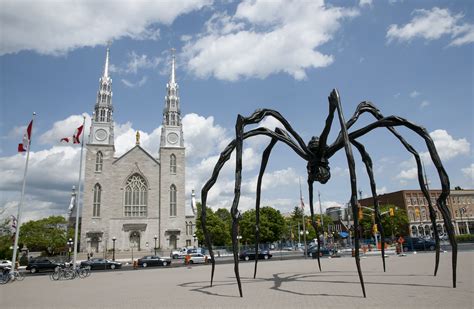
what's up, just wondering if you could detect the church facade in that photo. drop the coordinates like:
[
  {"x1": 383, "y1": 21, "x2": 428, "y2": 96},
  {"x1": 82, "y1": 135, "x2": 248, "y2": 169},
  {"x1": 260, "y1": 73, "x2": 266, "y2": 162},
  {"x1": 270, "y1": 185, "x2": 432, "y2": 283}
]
[{"x1": 79, "y1": 48, "x2": 195, "y2": 254}]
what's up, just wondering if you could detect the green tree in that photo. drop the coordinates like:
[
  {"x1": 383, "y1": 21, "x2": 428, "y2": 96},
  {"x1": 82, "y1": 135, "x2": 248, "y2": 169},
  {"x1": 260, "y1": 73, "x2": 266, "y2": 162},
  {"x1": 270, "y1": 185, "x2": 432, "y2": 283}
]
[
  {"x1": 0, "y1": 218, "x2": 14, "y2": 259},
  {"x1": 359, "y1": 205, "x2": 409, "y2": 239},
  {"x1": 195, "y1": 203, "x2": 231, "y2": 246},
  {"x1": 19, "y1": 216, "x2": 71, "y2": 256},
  {"x1": 239, "y1": 206, "x2": 285, "y2": 244}
]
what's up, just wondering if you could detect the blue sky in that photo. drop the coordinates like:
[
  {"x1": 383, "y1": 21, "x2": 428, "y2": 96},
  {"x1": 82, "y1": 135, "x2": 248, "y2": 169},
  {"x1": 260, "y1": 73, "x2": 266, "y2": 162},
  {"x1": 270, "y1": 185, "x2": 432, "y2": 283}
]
[{"x1": 0, "y1": 0, "x2": 473, "y2": 223}]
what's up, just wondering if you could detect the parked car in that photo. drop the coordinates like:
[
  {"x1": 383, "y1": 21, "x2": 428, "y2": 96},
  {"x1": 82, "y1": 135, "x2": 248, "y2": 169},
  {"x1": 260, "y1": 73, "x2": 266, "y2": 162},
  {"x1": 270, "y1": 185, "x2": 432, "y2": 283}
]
[
  {"x1": 80, "y1": 258, "x2": 122, "y2": 270},
  {"x1": 0, "y1": 260, "x2": 12, "y2": 270},
  {"x1": 239, "y1": 250, "x2": 272, "y2": 261},
  {"x1": 188, "y1": 253, "x2": 211, "y2": 264},
  {"x1": 402, "y1": 237, "x2": 436, "y2": 251},
  {"x1": 137, "y1": 255, "x2": 171, "y2": 267},
  {"x1": 171, "y1": 247, "x2": 190, "y2": 259},
  {"x1": 26, "y1": 257, "x2": 64, "y2": 274},
  {"x1": 305, "y1": 246, "x2": 331, "y2": 257}
]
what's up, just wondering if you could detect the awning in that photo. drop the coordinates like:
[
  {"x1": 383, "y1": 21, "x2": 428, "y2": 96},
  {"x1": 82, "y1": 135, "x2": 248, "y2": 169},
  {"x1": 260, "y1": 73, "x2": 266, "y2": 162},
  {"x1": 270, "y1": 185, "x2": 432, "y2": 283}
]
[{"x1": 339, "y1": 231, "x2": 349, "y2": 238}]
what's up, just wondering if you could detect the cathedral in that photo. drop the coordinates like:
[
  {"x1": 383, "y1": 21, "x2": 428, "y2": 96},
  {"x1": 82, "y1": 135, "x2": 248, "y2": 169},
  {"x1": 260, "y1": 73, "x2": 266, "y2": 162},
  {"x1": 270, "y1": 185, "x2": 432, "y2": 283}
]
[{"x1": 79, "y1": 47, "x2": 196, "y2": 254}]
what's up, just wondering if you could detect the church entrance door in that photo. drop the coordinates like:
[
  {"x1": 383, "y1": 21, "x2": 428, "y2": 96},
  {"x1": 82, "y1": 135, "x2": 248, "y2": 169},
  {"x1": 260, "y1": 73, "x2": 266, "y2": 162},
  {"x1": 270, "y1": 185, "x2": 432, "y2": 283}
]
[
  {"x1": 130, "y1": 231, "x2": 141, "y2": 251},
  {"x1": 169, "y1": 235, "x2": 177, "y2": 249}
]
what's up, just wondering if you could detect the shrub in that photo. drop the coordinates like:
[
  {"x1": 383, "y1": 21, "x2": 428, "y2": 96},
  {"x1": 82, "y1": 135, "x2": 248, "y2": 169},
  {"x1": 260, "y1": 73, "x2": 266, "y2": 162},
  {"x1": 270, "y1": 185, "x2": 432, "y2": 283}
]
[{"x1": 455, "y1": 234, "x2": 474, "y2": 243}]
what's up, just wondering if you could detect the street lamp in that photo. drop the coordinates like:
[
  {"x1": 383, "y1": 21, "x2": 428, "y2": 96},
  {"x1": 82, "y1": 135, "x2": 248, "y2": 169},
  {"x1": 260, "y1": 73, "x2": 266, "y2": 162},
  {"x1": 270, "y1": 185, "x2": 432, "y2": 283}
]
[
  {"x1": 237, "y1": 235, "x2": 243, "y2": 254},
  {"x1": 193, "y1": 233, "x2": 197, "y2": 248},
  {"x1": 154, "y1": 235, "x2": 157, "y2": 256},
  {"x1": 300, "y1": 230, "x2": 309, "y2": 258},
  {"x1": 67, "y1": 238, "x2": 73, "y2": 262},
  {"x1": 112, "y1": 237, "x2": 116, "y2": 261}
]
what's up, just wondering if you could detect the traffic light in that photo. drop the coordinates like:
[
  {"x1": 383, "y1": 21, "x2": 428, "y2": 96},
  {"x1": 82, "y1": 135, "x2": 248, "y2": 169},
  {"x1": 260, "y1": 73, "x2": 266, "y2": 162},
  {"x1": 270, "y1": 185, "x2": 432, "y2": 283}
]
[
  {"x1": 373, "y1": 224, "x2": 378, "y2": 234},
  {"x1": 389, "y1": 208, "x2": 395, "y2": 217},
  {"x1": 358, "y1": 208, "x2": 363, "y2": 220}
]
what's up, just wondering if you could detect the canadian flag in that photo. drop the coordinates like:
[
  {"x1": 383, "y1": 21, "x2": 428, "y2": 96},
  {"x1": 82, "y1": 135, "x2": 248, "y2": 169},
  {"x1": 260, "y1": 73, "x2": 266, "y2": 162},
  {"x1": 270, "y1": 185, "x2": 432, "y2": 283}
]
[
  {"x1": 60, "y1": 125, "x2": 84, "y2": 144},
  {"x1": 18, "y1": 120, "x2": 33, "y2": 152}
]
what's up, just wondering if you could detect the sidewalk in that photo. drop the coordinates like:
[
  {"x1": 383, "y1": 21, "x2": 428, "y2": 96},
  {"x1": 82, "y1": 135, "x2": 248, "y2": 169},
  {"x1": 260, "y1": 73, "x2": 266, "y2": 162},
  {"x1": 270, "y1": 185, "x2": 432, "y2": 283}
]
[{"x1": 2, "y1": 251, "x2": 472, "y2": 308}]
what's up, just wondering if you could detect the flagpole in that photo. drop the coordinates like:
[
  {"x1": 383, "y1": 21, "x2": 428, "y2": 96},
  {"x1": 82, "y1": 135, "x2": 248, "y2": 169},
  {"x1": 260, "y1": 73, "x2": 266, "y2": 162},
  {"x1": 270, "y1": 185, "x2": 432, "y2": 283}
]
[
  {"x1": 12, "y1": 112, "x2": 36, "y2": 269},
  {"x1": 318, "y1": 190, "x2": 325, "y2": 247},
  {"x1": 72, "y1": 115, "x2": 86, "y2": 270},
  {"x1": 299, "y1": 178, "x2": 307, "y2": 258}
]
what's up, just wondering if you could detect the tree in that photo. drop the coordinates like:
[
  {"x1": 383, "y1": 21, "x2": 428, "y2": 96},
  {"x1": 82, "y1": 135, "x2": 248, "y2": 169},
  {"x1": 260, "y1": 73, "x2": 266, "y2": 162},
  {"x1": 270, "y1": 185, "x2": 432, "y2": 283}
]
[
  {"x1": 19, "y1": 216, "x2": 72, "y2": 256},
  {"x1": 359, "y1": 205, "x2": 409, "y2": 239},
  {"x1": 239, "y1": 207, "x2": 285, "y2": 244},
  {"x1": 0, "y1": 218, "x2": 14, "y2": 259},
  {"x1": 195, "y1": 203, "x2": 231, "y2": 246}
]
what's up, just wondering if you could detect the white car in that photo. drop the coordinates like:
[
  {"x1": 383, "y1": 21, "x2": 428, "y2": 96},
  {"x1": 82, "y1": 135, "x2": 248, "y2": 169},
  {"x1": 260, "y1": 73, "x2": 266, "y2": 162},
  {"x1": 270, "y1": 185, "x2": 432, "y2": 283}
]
[
  {"x1": 0, "y1": 260, "x2": 12, "y2": 269},
  {"x1": 188, "y1": 253, "x2": 211, "y2": 264}
]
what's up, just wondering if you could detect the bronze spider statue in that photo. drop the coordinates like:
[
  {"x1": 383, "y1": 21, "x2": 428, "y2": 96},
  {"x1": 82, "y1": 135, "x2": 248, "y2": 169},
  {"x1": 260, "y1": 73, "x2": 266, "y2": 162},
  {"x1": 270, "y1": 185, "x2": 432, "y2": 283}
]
[{"x1": 200, "y1": 89, "x2": 457, "y2": 297}]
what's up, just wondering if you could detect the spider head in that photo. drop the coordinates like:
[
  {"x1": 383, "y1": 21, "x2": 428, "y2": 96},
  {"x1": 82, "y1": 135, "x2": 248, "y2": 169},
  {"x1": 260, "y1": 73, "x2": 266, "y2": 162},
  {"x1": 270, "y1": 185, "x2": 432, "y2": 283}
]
[{"x1": 307, "y1": 136, "x2": 331, "y2": 184}]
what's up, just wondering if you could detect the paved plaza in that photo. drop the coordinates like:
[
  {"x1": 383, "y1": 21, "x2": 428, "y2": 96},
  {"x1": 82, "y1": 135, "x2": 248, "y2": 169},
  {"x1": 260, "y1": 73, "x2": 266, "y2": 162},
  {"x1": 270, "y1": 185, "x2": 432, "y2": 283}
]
[{"x1": 1, "y1": 251, "x2": 472, "y2": 308}]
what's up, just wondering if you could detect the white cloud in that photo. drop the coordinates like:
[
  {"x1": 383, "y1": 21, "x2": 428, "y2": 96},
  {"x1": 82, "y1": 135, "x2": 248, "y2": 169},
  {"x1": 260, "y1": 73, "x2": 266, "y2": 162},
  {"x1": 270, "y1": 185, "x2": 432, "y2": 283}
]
[
  {"x1": 461, "y1": 164, "x2": 474, "y2": 180},
  {"x1": 387, "y1": 7, "x2": 474, "y2": 46},
  {"x1": 397, "y1": 129, "x2": 470, "y2": 180},
  {"x1": 0, "y1": 0, "x2": 212, "y2": 55},
  {"x1": 111, "y1": 51, "x2": 162, "y2": 75},
  {"x1": 121, "y1": 76, "x2": 148, "y2": 88},
  {"x1": 39, "y1": 114, "x2": 91, "y2": 145},
  {"x1": 420, "y1": 100, "x2": 430, "y2": 108},
  {"x1": 410, "y1": 90, "x2": 420, "y2": 98},
  {"x1": 183, "y1": 0, "x2": 359, "y2": 81},
  {"x1": 359, "y1": 0, "x2": 373, "y2": 8}
]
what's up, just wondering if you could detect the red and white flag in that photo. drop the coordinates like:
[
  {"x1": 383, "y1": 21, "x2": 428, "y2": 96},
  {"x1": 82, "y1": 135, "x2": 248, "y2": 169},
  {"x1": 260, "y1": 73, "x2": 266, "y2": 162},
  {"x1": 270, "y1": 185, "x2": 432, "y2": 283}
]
[
  {"x1": 60, "y1": 125, "x2": 84, "y2": 144},
  {"x1": 18, "y1": 120, "x2": 33, "y2": 152}
]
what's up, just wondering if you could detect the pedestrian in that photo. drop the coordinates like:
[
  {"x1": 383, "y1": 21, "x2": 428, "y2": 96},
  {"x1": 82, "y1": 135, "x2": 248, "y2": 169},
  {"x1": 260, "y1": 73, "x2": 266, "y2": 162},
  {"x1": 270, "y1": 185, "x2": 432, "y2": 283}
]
[{"x1": 87, "y1": 253, "x2": 90, "y2": 260}]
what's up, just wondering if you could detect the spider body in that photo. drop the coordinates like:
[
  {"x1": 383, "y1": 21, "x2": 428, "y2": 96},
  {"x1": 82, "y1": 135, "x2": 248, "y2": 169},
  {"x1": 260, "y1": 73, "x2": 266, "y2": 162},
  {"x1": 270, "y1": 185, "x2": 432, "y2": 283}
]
[{"x1": 200, "y1": 89, "x2": 457, "y2": 298}]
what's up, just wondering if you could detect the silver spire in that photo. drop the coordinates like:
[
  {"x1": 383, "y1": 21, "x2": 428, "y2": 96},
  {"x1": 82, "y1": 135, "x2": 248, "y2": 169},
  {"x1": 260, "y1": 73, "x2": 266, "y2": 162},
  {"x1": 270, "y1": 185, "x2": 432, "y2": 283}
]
[
  {"x1": 103, "y1": 45, "x2": 110, "y2": 78},
  {"x1": 170, "y1": 48, "x2": 176, "y2": 84}
]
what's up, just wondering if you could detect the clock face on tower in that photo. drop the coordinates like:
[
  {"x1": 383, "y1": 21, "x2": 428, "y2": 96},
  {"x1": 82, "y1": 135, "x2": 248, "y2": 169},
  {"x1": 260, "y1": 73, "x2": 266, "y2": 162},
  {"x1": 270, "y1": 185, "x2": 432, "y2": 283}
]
[
  {"x1": 167, "y1": 132, "x2": 179, "y2": 144},
  {"x1": 95, "y1": 129, "x2": 107, "y2": 141}
]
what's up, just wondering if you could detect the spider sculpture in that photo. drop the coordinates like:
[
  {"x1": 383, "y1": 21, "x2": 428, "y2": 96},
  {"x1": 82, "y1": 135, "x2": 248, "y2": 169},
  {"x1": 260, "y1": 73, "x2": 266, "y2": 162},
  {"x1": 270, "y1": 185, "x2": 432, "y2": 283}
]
[{"x1": 200, "y1": 89, "x2": 457, "y2": 298}]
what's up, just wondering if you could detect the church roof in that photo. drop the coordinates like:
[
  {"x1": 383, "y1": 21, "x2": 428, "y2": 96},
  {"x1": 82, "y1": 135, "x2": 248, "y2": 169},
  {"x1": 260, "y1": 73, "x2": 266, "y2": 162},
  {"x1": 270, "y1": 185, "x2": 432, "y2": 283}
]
[{"x1": 113, "y1": 145, "x2": 160, "y2": 165}]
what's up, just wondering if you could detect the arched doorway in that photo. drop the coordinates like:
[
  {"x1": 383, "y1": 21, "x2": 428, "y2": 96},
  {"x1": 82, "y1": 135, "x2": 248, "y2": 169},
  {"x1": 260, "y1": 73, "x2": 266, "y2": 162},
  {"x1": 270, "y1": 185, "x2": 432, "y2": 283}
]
[
  {"x1": 130, "y1": 231, "x2": 141, "y2": 251},
  {"x1": 90, "y1": 236, "x2": 99, "y2": 253},
  {"x1": 169, "y1": 235, "x2": 177, "y2": 249}
]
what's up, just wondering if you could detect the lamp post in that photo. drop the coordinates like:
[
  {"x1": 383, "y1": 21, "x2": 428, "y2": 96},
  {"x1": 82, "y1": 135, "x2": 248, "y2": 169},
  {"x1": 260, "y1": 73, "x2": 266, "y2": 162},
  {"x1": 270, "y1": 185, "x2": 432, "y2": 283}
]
[
  {"x1": 154, "y1": 235, "x2": 157, "y2": 256},
  {"x1": 67, "y1": 238, "x2": 73, "y2": 262},
  {"x1": 300, "y1": 230, "x2": 309, "y2": 258},
  {"x1": 237, "y1": 235, "x2": 243, "y2": 254},
  {"x1": 112, "y1": 237, "x2": 116, "y2": 261},
  {"x1": 67, "y1": 238, "x2": 73, "y2": 261},
  {"x1": 193, "y1": 233, "x2": 197, "y2": 248}
]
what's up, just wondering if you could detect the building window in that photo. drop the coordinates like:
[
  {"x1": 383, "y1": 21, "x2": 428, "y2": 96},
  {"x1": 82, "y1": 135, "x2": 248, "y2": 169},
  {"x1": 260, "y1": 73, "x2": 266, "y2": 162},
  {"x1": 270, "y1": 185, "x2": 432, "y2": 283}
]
[
  {"x1": 421, "y1": 207, "x2": 427, "y2": 221},
  {"x1": 95, "y1": 151, "x2": 103, "y2": 172},
  {"x1": 124, "y1": 174, "x2": 148, "y2": 217},
  {"x1": 93, "y1": 183, "x2": 101, "y2": 217},
  {"x1": 408, "y1": 209, "x2": 415, "y2": 222},
  {"x1": 170, "y1": 184, "x2": 177, "y2": 216},
  {"x1": 170, "y1": 154, "x2": 176, "y2": 174}
]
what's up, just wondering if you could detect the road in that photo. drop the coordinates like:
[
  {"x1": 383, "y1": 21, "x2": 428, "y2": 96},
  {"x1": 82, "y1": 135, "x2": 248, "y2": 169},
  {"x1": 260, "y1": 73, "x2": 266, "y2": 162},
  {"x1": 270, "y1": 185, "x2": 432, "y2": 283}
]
[{"x1": 1, "y1": 250, "x2": 472, "y2": 308}]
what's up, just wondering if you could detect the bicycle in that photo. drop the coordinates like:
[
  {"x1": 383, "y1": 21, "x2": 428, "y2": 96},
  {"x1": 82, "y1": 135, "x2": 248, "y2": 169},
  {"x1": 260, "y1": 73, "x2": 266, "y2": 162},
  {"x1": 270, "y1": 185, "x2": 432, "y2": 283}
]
[
  {"x1": 50, "y1": 266, "x2": 75, "y2": 281},
  {"x1": 75, "y1": 267, "x2": 91, "y2": 279},
  {"x1": 0, "y1": 267, "x2": 25, "y2": 284}
]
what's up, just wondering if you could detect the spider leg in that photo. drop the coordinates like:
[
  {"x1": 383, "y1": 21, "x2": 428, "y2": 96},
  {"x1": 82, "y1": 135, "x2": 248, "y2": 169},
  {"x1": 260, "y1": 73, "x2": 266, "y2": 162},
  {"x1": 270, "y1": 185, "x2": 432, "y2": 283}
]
[
  {"x1": 329, "y1": 89, "x2": 366, "y2": 297},
  {"x1": 340, "y1": 116, "x2": 455, "y2": 287},
  {"x1": 351, "y1": 140, "x2": 386, "y2": 272},
  {"x1": 254, "y1": 137, "x2": 278, "y2": 279},
  {"x1": 307, "y1": 179, "x2": 322, "y2": 271},
  {"x1": 348, "y1": 103, "x2": 442, "y2": 275}
]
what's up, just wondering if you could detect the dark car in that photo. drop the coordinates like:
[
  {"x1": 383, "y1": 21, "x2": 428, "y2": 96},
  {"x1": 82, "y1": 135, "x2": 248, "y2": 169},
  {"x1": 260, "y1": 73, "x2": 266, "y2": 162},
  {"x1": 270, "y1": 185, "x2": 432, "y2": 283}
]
[
  {"x1": 26, "y1": 258, "x2": 64, "y2": 274},
  {"x1": 402, "y1": 237, "x2": 436, "y2": 251},
  {"x1": 305, "y1": 246, "x2": 331, "y2": 258},
  {"x1": 239, "y1": 250, "x2": 272, "y2": 261},
  {"x1": 80, "y1": 258, "x2": 122, "y2": 270},
  {"x1": 137, "y1": 255, "x2": 171, "y2": 267}
]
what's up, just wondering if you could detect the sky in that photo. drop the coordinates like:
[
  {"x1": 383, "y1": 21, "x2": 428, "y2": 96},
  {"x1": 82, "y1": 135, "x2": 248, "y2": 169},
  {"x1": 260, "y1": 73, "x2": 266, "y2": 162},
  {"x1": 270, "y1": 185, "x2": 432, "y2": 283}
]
[{"x1": 0, "y1": 0, "x2": 473, "y2": 224}]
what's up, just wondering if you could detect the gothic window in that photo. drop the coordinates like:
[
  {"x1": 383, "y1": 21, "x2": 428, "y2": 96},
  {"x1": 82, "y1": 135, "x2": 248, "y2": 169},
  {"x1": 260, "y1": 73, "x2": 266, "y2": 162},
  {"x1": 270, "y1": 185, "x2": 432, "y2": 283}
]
[
  {"x1": 185, "y1": 222, "x2": 189, "y2": 235},
  {"x1": 421, "y1": 207, "x2": 427, "y2": 221},
  {"x1": 93, "y1": 183, "x2": 101, "y2": 217},
  {"x1": 171, "y1": 114, "x2": 176, "y2": 126},
  {"x1": 189, "y1": 222, "x2": 194, "y2": 235},
  {"x1": 124, "y1": 174, "x2": 148, "y2": 217},
  {"x1": 170, "y1": 184, "x2": 177, "y2": 216},
  {"x1": 95, "y1": 151, "x2": 103, "y2": 172},
  {"x1": 170, "y1": 154, "x2": 176, "y2": 174},
  {"x1": 408, "y1": 209, "x2": 415, "y2": 222},
  {"x1": 100, "y1": 110, "x2": 106, "y2": 122}
]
